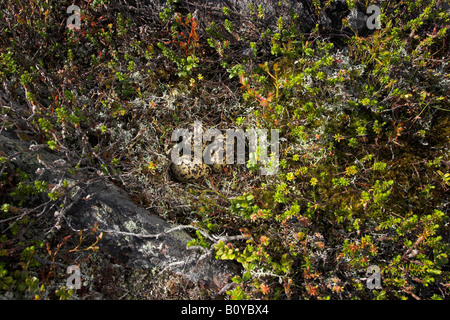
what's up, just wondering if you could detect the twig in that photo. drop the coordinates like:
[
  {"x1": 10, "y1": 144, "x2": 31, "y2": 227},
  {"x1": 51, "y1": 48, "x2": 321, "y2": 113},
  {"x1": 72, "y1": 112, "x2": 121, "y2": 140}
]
[
  {"x1": 401, "y1": 235, "x2": 424, "y2": 261},
  {"x1": 157, "y1": 260, "x2": 187, "y2": 276},
  {"x1": 98, "y1": 224, "x2": 246, "y2": 244}
]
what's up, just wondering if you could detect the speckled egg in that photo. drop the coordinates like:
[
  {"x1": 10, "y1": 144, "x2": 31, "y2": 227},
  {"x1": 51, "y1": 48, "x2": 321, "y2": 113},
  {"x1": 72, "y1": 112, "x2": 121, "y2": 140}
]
[
  {"x1": 170, "y1": 155, "x2": 212, "y2": 182},
  {"x1": 203, "y1": 141, "x2": 227, "y2": 173},
  {"x1": 208, "y1": 150, "x2": 226, "y2": 173}
]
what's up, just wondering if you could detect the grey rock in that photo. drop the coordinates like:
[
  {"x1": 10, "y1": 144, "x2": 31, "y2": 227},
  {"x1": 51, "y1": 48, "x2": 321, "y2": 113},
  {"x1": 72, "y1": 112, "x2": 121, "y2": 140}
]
[
  {"x1": 322, "y1": 0, "x2": 349, "y2": 30},
  {"x1": 347, "y1": 8, "x2": 368, "y2": 34},
  {"x1": 0, "y1": 131, "x2": 62, "y2": 184},
  {"x1": 65, "y1": 179, "x2": 239, "y2": 289},
  {"x1": 0, "y1": 131, "x2": 238, "y2": 290}
]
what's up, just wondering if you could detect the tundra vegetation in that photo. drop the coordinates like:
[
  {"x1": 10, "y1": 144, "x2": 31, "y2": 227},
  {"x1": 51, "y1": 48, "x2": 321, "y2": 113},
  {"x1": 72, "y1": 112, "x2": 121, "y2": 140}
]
[{"x1": 0, "y1": 0, "x2": 449, "y2": 299}]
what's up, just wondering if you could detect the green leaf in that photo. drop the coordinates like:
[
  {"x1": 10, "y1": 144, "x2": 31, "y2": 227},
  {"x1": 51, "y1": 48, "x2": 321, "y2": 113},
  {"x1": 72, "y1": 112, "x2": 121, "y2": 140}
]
[{"x1": 242, "y1": 271, "x2": 251, "y2": 282}]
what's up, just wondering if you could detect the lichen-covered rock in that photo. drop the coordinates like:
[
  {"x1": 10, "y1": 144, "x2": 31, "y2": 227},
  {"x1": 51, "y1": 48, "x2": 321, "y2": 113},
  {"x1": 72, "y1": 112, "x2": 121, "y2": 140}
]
[
  {"x1": 347, "y1": 8, "x2": 368, "y2": 34},
  {"x1": 65, "y1": 179, "x2": 238, "y2": 289},
  {"x1": 0, "y1": 131, "x2": 238, "y2": 292}
]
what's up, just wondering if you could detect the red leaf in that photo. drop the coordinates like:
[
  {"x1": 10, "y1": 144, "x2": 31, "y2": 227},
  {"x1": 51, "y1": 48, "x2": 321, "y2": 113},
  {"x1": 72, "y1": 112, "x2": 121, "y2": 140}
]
[{"x1": 46, "y1": 242, "x2": 52, "y2": 255}]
